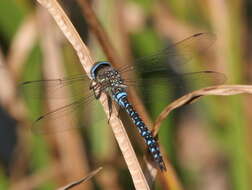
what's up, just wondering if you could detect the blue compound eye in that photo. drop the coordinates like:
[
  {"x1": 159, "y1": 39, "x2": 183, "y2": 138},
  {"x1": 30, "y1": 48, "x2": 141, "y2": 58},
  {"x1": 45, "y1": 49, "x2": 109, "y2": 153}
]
[{"x1": 90, "y1": 61, "x2": 111, "y2": 79}]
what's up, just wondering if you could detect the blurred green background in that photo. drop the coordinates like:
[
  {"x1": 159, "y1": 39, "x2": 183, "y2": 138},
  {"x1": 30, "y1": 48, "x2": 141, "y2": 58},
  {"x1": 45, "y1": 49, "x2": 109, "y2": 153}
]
[{"x1": 0, "y1": 0, "x2": 251, "y2": 190}]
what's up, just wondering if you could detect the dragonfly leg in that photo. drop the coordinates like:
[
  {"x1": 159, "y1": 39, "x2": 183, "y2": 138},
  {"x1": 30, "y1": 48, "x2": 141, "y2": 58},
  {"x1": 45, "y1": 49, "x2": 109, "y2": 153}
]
[
  {"x1": 90, "y1": 81, "x2": 102, "y2": 99},
  {"x1": 107, "y1": 96, "x2": 113, "y2": 124},
  {"x1": 89, "y1": 80, "x2": 96, "y2": 90},
  {"x1": 94, "y1": 89, "x2": 102, "y2": 99},
  {"x1": 93, "y1": 86, "x2": 102, "y2": 100}
]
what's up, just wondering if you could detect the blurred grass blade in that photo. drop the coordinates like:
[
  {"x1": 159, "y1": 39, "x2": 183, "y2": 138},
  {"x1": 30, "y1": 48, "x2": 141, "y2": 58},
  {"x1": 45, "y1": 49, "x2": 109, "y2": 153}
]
[{"x1": 57, "y1": 167, "x2": 102, "y2": 190}]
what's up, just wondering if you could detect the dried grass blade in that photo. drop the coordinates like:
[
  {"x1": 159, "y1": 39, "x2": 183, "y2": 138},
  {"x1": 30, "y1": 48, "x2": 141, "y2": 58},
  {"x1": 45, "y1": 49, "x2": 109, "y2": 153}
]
[
  {"x1": 57, "y1": 167, "x2": 102, "y2": 190},
  {"x1": 153, "y1": 85, "x2": 252, "y2": 136}
]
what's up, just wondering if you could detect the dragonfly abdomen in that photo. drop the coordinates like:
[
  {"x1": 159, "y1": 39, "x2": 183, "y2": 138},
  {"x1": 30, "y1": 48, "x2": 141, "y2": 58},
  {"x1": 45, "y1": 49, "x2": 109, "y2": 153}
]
[{"x1": 113, "y1": 91, "x2": 166, "y2": 171}]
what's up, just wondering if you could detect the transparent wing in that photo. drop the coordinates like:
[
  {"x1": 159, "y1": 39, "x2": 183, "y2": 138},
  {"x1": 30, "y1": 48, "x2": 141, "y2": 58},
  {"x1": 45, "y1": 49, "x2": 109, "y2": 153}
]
[
  {"x1": 116, "y1": 32, "x2": 224, "y2": 106},
  {"x1": 19, "y1": 75, "x2": 108, "y2": 134},
  {"x1": 20, "y1": 74, "x2": 90, "y2": 99},
  {"x1": 31, "y1": 94, "x2": 95, "y2": 134},
  {"x1": 21, "y1": 33, "x2": 219, "y2": 134},
  {"x1": 20, "y1": 33, "x2": 215, "y2": 100},
  {"x1": 118, "y1": 33, "x2": 216, "y2": 75},
  {"x1": 124, "y1": 70, "x2": 226, "y2": 105}
]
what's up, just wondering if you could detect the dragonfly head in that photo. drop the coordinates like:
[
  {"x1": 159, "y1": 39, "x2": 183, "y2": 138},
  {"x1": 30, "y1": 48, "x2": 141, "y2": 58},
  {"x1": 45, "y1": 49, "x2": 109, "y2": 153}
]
[{"x1": 90, "y1": 61, "x2": 112, "y2": 79}]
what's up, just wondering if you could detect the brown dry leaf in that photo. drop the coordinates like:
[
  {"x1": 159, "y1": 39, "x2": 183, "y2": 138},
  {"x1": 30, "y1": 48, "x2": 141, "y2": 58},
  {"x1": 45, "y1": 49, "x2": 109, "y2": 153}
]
[
  {"x1": 57, "y1": 167, "x2": 102, "y2": 190},
  {"x1": 153, "y1": 85, "x2": 252, "y2": 136}
]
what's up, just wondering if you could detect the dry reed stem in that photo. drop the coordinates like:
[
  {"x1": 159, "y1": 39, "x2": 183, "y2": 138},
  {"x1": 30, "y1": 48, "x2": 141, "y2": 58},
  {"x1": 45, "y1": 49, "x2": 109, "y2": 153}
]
[
  {"x1": 159, "y1": 157, "x2": 184, "y2": 190},
  {"x1": 37, "y1": 8, "x2": 92, "y2": 189},
  {"x1": 75, "y1": 0, "x2": 153, "y2": 127},
  {"x1": 36, "y1": 0, "x2": 150, "y2": 189},
  {"x1": 0, "y1": 18, "x2": 41, "y2": 184},
  {"x1": 76, "y1": 0, "x2": 162, "y2": 186},
  {"x1": 153, "y1": 1, "x2": 205, "y2": 41},
  {"x1": 0, "y1": 36, "x2": 37, "y2": 183},
  {"x1": 119, "y1": 2, "x2": 185, "y2": 188},
  {"x1": 76, "y1": 1, "x2": 184, "y2": 187},
  {"x1": 7, "y1": 15, "x2": 38, "y2": 80},
  {"x1": 151, "y1": 4, "x2": 227, "y2": 188},
  {"x1": 1, "y1": 14, "x2": 38, "y2": 117},
  {"x1": 57, "y1": 167, "x2": 102, "y2": 190},
  {"x1": 0, "y1": 49, "x2": 16, "y2": 105},
  {"x1": 144, "y1": 149, "x2": 184, "y2": 190},
  {"x1": 153, "y1": 85, "x2": 252, "y2": 136},
  {"x1": 75, "y1": 0, "x2": 121, "y2": 66},
  {"x1": 0, "y1": 39, "x2": 26, "y2": 118},
  {"x1": 207, "y1": 0, "x2": 230, "y2": 72}
]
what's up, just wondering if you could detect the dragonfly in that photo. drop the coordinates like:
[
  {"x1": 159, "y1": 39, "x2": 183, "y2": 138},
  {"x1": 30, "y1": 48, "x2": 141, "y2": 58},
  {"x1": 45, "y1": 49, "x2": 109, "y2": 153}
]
[{"x1": 20, "y1": 33, "x2": 226, "y2": 171}]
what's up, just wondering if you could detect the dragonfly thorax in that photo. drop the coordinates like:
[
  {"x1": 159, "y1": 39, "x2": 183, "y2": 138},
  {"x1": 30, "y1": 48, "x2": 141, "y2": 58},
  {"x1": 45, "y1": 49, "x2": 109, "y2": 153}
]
[
  {"x1": 96, "y1": 67, "x2": 127, "y2": 92},
  {"x1": 90, "y1": 61, "x2": 127, "y2": 98}
]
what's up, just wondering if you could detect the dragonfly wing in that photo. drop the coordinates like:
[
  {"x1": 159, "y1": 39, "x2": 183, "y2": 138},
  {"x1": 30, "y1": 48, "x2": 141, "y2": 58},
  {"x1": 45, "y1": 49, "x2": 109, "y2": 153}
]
[
  {"x1": 20, "y1": 74, "x2": 90, "y2": 100},
  {"x1": 20, "y1": 74, "x2": 97, "y2": 134},
  {"x1": 118, "y1": 33, "x2": 216, "y2": 76},
  {"x1": 32, "y1": 94, "x2": 95, "y2": 134},
  {"x1": 124, "y1": 70, "x2": 226, "y2": 105}
]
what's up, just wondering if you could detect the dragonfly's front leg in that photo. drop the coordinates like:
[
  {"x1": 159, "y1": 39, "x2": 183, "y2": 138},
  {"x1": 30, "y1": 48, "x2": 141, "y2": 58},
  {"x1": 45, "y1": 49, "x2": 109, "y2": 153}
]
[
  {"x1": 90, "y1": 81, "x2": 114, "y2": 123},
  {"x1": 107, "y1": 100, "x2": 124, "y2": 125},
  {"x1": 90, "y1": 81, "x2": 102, "y2": 99},
  {"x1": 89, "y1": 80, "x2": 96, "y2": 90}
]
